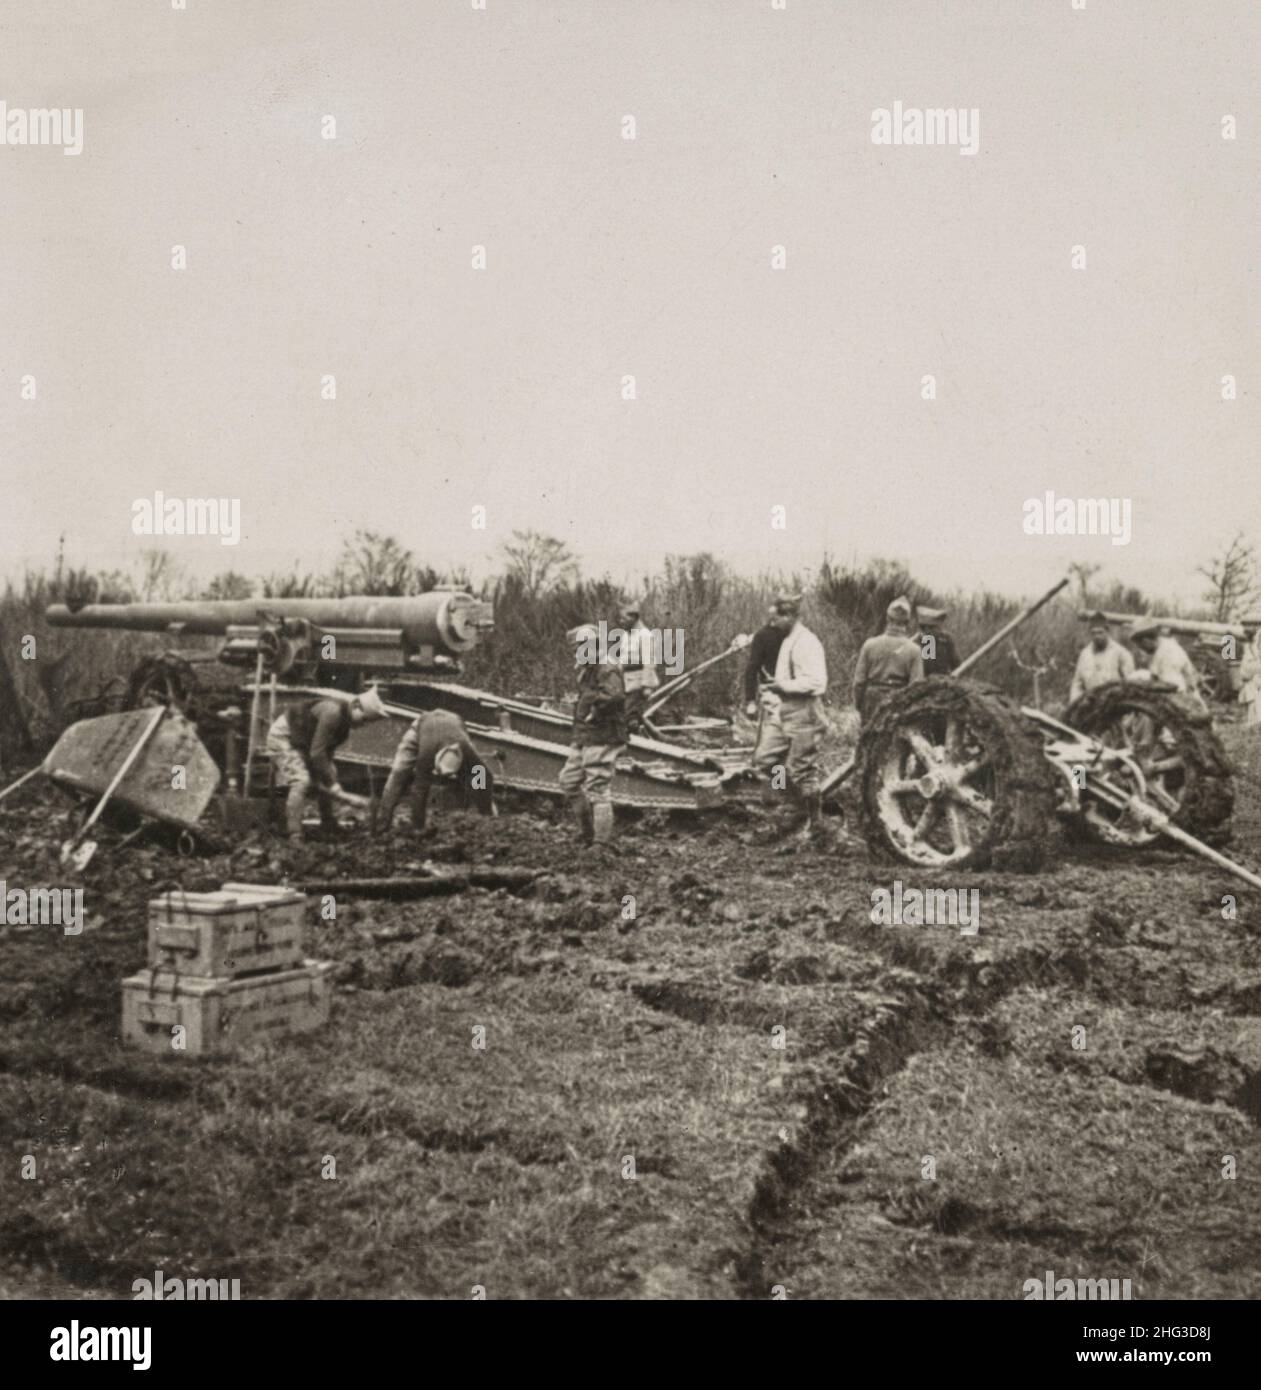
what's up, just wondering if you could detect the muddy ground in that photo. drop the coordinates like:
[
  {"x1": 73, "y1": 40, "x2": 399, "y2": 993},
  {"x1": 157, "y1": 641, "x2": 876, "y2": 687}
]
[{"x1": 1, "y1": 724, "x2": 1260, "y2": 1301}]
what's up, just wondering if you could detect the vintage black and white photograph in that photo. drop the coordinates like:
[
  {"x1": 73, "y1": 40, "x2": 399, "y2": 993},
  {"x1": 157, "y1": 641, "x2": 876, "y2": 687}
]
[{"x1": 0, "y1": 0, "x2": 1258, "y2": 1347}]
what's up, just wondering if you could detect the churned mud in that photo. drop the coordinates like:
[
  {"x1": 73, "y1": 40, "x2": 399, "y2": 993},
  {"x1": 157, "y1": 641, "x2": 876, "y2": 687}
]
[{"x1": 1, "y1": 726, "x2": 1258, "y2": 1299}]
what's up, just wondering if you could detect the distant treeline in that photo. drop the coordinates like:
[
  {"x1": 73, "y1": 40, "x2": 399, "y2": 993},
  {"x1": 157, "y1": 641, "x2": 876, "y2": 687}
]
[{"x1": 0, "y1": 527, "x2": 1217, "y2": 762}]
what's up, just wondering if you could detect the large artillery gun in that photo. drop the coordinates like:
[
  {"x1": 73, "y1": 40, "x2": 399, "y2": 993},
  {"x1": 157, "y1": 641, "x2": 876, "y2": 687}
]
[{"x1": 43, "y1": 591, "x2": 738, "y2": 814}]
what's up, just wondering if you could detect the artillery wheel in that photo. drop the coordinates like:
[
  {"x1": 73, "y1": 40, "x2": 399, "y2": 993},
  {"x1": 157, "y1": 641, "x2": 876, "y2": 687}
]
[
  {"x1": 125, "y1": 654, "x2": 199, "y2": 715},
  {"x1": 1064, "y1": 681, "x2": 1233, "y2": 847},
  {"x1": 859, "y1": 680, "x2": 1058, "y2": 871}
]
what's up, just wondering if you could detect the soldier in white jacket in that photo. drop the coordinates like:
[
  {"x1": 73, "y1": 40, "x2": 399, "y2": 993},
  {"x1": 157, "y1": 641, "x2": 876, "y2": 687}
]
[
  {"x1": 753, "y1": 594, "x2": 831, "y2": 840},
  {"x1": 1068, "y1": 613, "x2": 1135, "y2": 704},
  {"x1": 1128, "y1": 621, "x2": 1207, "y2": 712}
]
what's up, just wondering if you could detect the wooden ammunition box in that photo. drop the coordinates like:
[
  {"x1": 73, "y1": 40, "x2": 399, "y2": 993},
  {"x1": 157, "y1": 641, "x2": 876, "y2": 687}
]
[
  {"x1": 121, "y1": 959, "x2": 333, "y2": 1056},
  {"x1": 147, "y1": 883, "x2": 307, "y2": 978}
]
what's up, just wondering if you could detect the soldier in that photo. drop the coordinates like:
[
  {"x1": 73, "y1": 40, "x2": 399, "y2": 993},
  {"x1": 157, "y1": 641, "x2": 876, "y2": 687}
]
[
  {"x1": 376, "y1": 708, "x2": 495, "y2": 834},
  {"x1": 616, "y1": 599, "x2": 660, "y2": 731},
  {"x1": 916, "y1": 605, "x2": 959, "y2": 677},
  {"x1": 1068, "y1": 612, "x2": 1135, "y2": 703},
  {"x1": 558, "y1": 623, "x2": 627, "y2": 846},
  {"x1": 266, "y1": 687, "x2": 389, "y2": 842},
  {"x1": 742, "y1": 603, "x2": 786, "y2": 718},
  {"x1": 852, "y1": 596, "x2": 924, "y2": 724},
  {"x1": 1128, "y1": 620, "x2": 1207, "y2": 711},
  {"x1": 754, "y1": 595, "x2": 830, "y2": 839}
]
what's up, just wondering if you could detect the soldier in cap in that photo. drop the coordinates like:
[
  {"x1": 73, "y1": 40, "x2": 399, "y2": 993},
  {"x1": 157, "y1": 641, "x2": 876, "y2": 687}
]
[
  {"x1": 615, "y1": 598, "x2": 660, "y2": 730},
  {"x1": 915, "y1": 605, "x2": 959, "y2": 678},
  {"x1": 558, "y1": 622, "x2": 628, "y2": 846},
  {"x1": 753, "y1": 594, "x2": 832, "y2": 840},
  {"x1": 266, "y1": 687, "x2": 390, "y2": 842},
  {"x1": 1068, "y1": 612, "x2": 1135, "y2": 703},
  {"x1": 376, "y1": 708, "x2": 496, "y2": 835},
  {"x1": 743, "y1": 602, "x2": 787, "y2": 717},
  {"x1": 1127, "y1": 620, "x2": 1206, "y2": 710},
  {"x1": 852, "y1": 597, "x2": 924, "y2": 723}
]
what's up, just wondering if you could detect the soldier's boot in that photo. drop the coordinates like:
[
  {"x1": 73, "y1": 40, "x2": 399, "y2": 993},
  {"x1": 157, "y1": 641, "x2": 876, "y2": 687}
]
[
  {"x1": 285, "y1": 785, "x2": 307, "y2": 843},
  {"x1": 318, "y1": 794, "x2": 341, "y2": 840},
  {"x1": 375, "y1": 772, "x2": 407, "y2": 833},
  {"x1": 778, "y1": 783, "x2": 810, "y2": 836},
  {"x1": 804, "y1": 791, "x2": 836, "y2": 846},
  {"x1": 568, "y1": 794, "x2": 594, "y2": 846},
  {"x1": 591, "y1": 802, "x2": 616, "y2": 847}
]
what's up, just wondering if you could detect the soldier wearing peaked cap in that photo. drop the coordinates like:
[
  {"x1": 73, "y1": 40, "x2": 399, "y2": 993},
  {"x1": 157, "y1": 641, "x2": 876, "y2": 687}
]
[
  {"x1": 915, "y1": 605, "x2": 959, "y2": 678},
  {"x1": 753, "y1": 594, "x2": 833, "y2": 841},
  {"x1": 1068, "y1": 612, "x2": 1134, "y2": 703},
  {"x1": 853, "y1": 596, "x2": 924, "y2": 724},
  {"x1": 377, "y1": 708, "x2": 496, "y2": 835},
  {"x1": 558, "y1": 623, "x2": 627, "y2": 846},
  {"x1": 265, "y1": 687, "x2": 390, "y2": 843},
  {"x1": 1127, "y1": 620, "x2": 1207, "y2": 711}
]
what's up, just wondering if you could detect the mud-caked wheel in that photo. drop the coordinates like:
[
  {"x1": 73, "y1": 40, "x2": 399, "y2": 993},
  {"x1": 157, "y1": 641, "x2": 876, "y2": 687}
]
[
  {"x1": 125, "y1": 654, "x2": 199, "y2": 715},
  {"x1": 859, "y1": 680, "x2": 1058, "y2": 870},
  {"x1": 1064, "y1": 681, "x2": 1234, "y2": 847}
]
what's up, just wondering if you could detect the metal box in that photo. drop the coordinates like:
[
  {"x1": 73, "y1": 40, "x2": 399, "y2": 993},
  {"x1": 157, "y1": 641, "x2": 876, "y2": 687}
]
[
  {"x1": 147, "y1": 883, "x2": 307, "y2": 978},
  {"x1": 121, "y1": 959, "x2": 333, "y2": 1056}
]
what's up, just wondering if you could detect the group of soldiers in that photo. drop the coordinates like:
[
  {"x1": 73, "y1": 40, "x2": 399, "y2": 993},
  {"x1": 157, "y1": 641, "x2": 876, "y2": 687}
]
[
  {"x1": 1068, "y1": 611, "x2": 1207, "y2": 710},
  {"x1": 262, "y1": 598, "x2": 655, "y2": 847},
  {"x1": 260, "y1": 594, "x2": 1213, "y2": 849}
]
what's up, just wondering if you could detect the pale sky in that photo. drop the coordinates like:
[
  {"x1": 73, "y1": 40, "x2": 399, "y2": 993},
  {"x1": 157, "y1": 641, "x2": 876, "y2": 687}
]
[{"x1": 1, "y1": 0, "x2": 1258, "y2": 602}]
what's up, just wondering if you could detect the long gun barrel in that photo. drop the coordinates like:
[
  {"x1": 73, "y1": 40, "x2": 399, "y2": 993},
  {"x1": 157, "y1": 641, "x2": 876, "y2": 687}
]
[
  {"x1": 46, "y1": 592, "x2": 493, "y2": 661},
  {"x1": 1077, "y1": 610, "x2": 1257, "y2": 641}
]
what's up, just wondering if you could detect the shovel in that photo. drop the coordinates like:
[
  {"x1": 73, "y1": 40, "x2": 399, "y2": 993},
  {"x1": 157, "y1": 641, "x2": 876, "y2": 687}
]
[{"x1": 60, "y1": 706, "x2": 166, "y2": 870}]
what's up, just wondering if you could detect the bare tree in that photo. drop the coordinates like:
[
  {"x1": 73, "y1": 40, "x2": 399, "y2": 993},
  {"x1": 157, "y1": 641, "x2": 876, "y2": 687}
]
[
  {"x1": 1197, "y1": 532, "x2": 1258, "y2": 622},
  {"x1": 135, "y1": 548, "x2": 190, "y2": 601},
  {"x1": 203, "y1": 571, "x2": 255, "y2": 601},
  {"x1": 1067, "y1": 561, "x2": 1102, "y2": 607},
  {"x1": 331, "y1": 531, "x2": 418, "y2": 596},
  {"x1": 499, "y1": 530, "x2": 578, "y2": 598}
]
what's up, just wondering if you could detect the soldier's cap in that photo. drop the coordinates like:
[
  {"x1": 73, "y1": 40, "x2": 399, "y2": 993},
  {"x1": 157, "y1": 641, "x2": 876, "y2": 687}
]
[
  {"x1": 773, "y1": 592, "x2": 803, "y2": 616},
  {"x1": 567, "y1": 623, "x2": 600, "y2": 644},
  {"x1": 1129, "y1": 619, "x2": 1160, "y2": 640},
  {"x1": 1087, "y1": 611, "x2": 1109, "y2": 627},
  {"x1": 353, "y1": 686, "x2": 390, "y2": 721},
  {"x1": 434, "y1": 742, "x2": 464, "y2": 776},
  {"x1": 917, "y1": 605, "x2": 946, "y2": 623},
  {"x1": 887, "y1": 595, "x2": 912, "y2": 620}
]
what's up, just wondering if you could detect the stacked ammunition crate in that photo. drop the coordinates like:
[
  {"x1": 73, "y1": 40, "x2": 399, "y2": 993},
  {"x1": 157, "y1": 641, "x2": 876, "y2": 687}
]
[{"x1": 121, "y1": 883, "x2": 333, "y2": 1055}]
